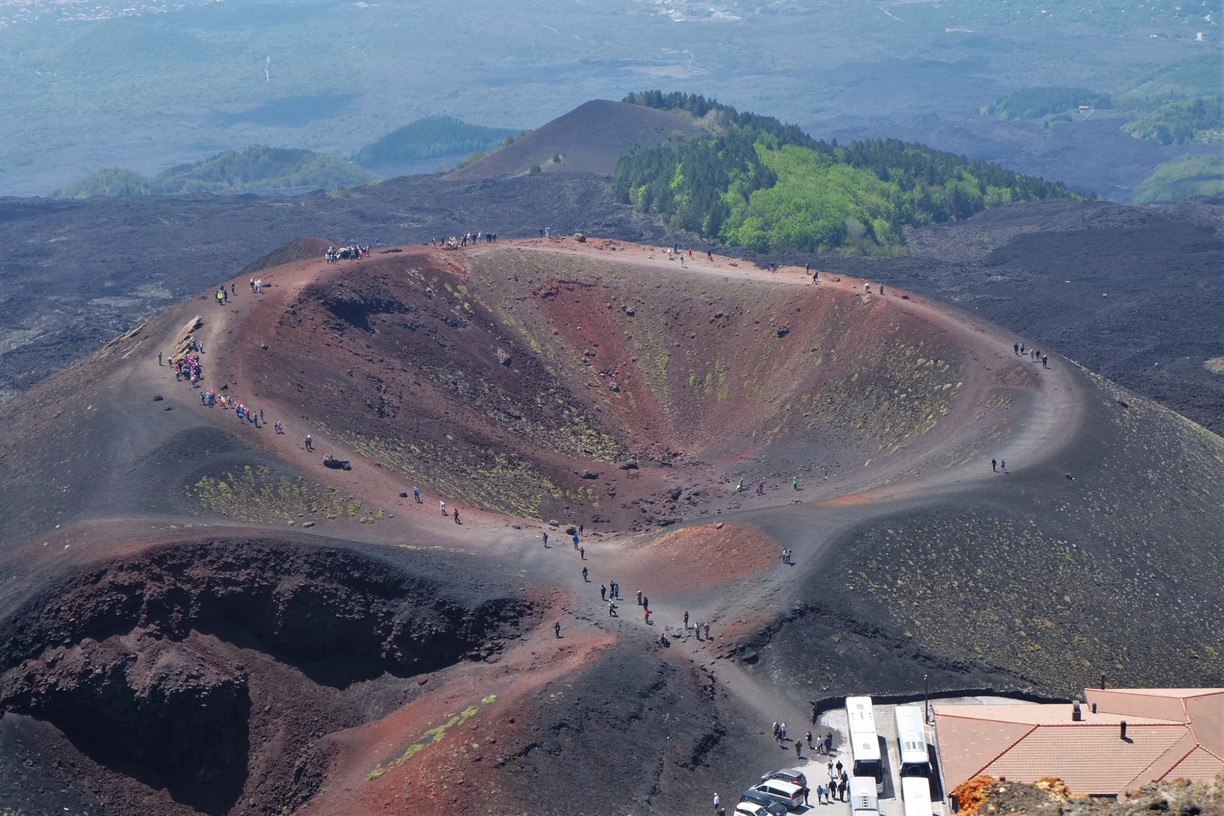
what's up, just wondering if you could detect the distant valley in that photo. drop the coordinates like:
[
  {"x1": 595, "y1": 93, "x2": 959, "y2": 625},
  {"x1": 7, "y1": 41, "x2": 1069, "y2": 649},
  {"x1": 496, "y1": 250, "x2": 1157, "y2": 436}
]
[{"x1": 0, "y1": 0, "x2": 1218, "y2": 198}]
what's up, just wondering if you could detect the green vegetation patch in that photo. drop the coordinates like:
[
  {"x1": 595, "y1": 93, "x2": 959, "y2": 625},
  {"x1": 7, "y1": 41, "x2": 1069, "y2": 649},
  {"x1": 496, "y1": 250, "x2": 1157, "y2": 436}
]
[
  {"x1": 59, "y1": 145, "x2": 379, "y2": 198},
  {"x1": 353, "y1": 115, "x2": 522, "y2": 166},
  {"x1": 189, "y1": 465, "x2": 369, "y2": 523},
  {"x1": 615, "y1": 92, "x2": 1078, "y2": 255},
  {"x1": 984, "y1": 86, "x2": 1111, "y2": 120},
  {"x1": 1123, "y1": 96, "x2": 1223, "y2": 146},
  {"x1": 367, "y1": 703, "x2": 483, "y2": 781},
  {"x1": 1134, "y1": 153, "x2": 1224, "y2": 203},
  {"x1": 1118, "y1": 55, "x2": 1224, "y2": 150},
  {"x1": 811, "y1": 337, "x2": 966, "y2": 449},
  {"x1": 340, "y1": 432, "x2": 564, "y2": 519},
  {"x1": 721, "y1": 142, "x2": 904, "y2": 253},
  {"x1": 1121, "y1": 54, "x2": 1224, "y2": 106}
]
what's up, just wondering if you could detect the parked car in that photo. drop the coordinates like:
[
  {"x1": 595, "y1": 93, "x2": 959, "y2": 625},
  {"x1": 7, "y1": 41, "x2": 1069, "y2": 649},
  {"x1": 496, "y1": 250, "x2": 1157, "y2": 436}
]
[
  {"x1": 735, "y1": 803, "x2": 773, "y2": 816},
  {"x1": 762, "y1": 768, "x2": 809, "y2": 790},
  {"x1": 750, "y1": 778, "x2": 806, "y2": 811},
  {"x1": 739, "y1": 787, "x2": 791, "y2": 815}
]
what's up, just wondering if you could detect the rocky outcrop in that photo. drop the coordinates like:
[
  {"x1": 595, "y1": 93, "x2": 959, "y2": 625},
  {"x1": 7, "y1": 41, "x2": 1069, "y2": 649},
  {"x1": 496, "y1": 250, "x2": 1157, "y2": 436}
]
[{"x1": 0, "y1": 537, "x2": 533, "y2": 814}]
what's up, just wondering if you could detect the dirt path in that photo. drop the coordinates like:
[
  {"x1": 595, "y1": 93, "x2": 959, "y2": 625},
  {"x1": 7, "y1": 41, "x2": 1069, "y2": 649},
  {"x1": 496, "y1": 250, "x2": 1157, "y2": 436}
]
[
  {"x1": 219, "y1": 239, "x2": 1080, "y2": 610},
  {"x1": 475, "y1": 235, "x2": 1088, "y2": 748}
]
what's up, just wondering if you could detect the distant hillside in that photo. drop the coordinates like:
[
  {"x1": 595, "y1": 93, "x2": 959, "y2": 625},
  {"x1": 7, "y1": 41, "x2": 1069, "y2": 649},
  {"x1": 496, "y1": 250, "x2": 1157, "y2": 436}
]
[
  {"x1": 58, "y1": 145, "x2": 379, "y2": 198},
  {"x1": 1123, "y1": 96, "x2": 1223, "y2": 146},
  {"x1": 1118, "y1": 55, "x2": 1224, "y2": 148},
  {"x1": 56, "y1": 18, "x2": 214, "y2": 77},
  {"x1": 971, "y1": 59, "x2": 1221, "y2": 202},
  {"x1": 984, "y1": 87, "x2": 1112, "y2": 121},
  {"x1": 1119, "y1": 54, "x2": 1222, "y2": 106},
  {"x1": 614, "y1": 91, "x2": 1080, "y2": 254},
  {"x1": 352, "y1": 116, "x2": 522, "y2": 168},
  {"x1": 1134, "y1": 153, "x2": 1224, "y2": 202},
  {"x1": 447, "y1": 99, "x2": 703, "y2": 180}
]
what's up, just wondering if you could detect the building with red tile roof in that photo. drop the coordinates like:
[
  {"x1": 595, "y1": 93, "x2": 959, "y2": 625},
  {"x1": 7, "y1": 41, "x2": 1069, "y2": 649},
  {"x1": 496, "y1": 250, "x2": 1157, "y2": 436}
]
[{"x1": 933, "y1": 688, "x2": 1224, "y2": 797}]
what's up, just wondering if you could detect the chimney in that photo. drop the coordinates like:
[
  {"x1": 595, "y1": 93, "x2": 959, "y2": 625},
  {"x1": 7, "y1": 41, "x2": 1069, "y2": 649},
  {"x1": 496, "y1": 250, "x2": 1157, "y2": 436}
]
[
  {"x1": 1092, "y1": 703, "x2": 1097, "y2": 714},
  {"x1": 1072, "y1": 701, "x2": 1082, "y2": 722},
  {"x1": 1120, "y1": 721, "x2": 1128, "y2": 740},
  {"x1": 1101, "y1": 674, "x2": 1106, "y2": 690}
]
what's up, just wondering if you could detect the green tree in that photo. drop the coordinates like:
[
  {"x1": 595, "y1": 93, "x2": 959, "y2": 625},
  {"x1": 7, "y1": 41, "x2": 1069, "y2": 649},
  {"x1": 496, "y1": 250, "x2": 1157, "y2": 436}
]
[{"x1": 614, "y1": 95, "x2": 1079, "y2": 255}]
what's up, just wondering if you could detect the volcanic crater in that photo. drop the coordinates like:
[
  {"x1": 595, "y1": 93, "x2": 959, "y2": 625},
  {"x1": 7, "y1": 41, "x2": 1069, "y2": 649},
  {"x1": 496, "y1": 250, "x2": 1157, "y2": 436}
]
[
  {"x1": 0, "y1": 537, "x2": 533, "y2": 814},
  {"x1": 0, "y1": 235, "x2": 1220, "y2": 815},
  {"x1": 244, "y1": 239, "x2": 993, "y2": 530}
]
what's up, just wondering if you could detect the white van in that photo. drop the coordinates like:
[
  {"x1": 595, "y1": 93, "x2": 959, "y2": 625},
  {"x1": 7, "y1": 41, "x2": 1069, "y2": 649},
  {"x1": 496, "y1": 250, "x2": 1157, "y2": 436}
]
[
  {"x1": 849, "y1": 775, "x2": 880, "y2": 816},
  {"x1": 750, "y1": 779, "x2": 806, "y2": 811},
  {"x1": 761, "y1": 768, "x2": 809, "y2": 789}
]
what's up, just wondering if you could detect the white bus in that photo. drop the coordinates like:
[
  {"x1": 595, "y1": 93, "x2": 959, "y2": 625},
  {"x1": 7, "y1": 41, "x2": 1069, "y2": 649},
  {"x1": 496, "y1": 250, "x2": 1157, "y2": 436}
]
[
  {"x1": 845, "y1": 696, "x2": 884, "y2": 791},
  {"x1": 901, "y1": 775, "x2": 935, "y2": 816},
  {"x1": 894, "y1": 705, "x2": 931, "y2": 779},
  {"x1": 849, "y1": 775, "x2": 880, "y2": 816}
]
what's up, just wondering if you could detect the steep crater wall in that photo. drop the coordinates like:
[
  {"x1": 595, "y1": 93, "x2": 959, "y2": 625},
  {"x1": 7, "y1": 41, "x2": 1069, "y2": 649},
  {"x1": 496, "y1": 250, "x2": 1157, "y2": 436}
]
[
  {"x1": 0, "y1": 538, "x2": 533, "y2": 814},
  {"x1": 735, "y1": 371, "x2": 1224, "y2": 699},
  {"x1": 250, "y1": 247, "x2": 987, "y2": 526}
]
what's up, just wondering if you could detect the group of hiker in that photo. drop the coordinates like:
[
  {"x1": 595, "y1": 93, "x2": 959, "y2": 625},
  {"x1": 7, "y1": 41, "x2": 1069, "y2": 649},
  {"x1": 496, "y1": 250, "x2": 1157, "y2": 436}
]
[
  {"x1": 325, "y1": 245, "x2": 370, "y2": 262},
  {"x1": 187, "y1": 375, "x2": 272, "y2": 430},
  {"x1": 1014, "y1": 341, "x2": 1049, "y2": 369},
  {"x1": 733, "y1": 476, "x2": 802, "y2": 496},
  {"x1": 545, "y1": 525, "x2": 696, "y2": 645},
  {"x1": 575, "y1": 544, "x2": 714, "y2": 649},
  {"x1": 434, "y1": 231, "x2": 497, "y2": 249},
  {"x1": 164, "y1": 300, "x2": 281, "y2": 435},
  {"x1": 402, "y1": 485, "x2": 466, "y2": 529},
  {"x1": 171, "y1": 350, "x2": 203, "y2": 386},
  {"x1": 212, "y1": 392, "x2": 268, "y2": 427}
]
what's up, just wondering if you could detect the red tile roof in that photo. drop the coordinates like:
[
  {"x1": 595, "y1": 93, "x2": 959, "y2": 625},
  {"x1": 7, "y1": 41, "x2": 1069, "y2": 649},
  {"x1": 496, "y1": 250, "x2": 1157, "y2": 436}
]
[
  {"x1": 984, "y1": 723, "x2": 1188, "y2": 794},
  {"x1": 1170, "y1": 746, "x2": 1224, "y2": 781},
  {"x1": 933, "y1": 689, "x2": 1224, "y2": 797}
]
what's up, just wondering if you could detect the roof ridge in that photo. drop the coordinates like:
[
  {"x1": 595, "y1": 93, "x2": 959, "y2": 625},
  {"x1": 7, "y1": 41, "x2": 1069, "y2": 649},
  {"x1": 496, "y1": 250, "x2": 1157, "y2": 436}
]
[
  {"x1": 1036, "y1": 719, "x2": 1179, "y2": 727},
  {"x1": 974, "y1": 723, "x2": 1038, "y2": 777},
  {"x1": 1130, "y1": 731, "x2": 1196, "y2": 790}
]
